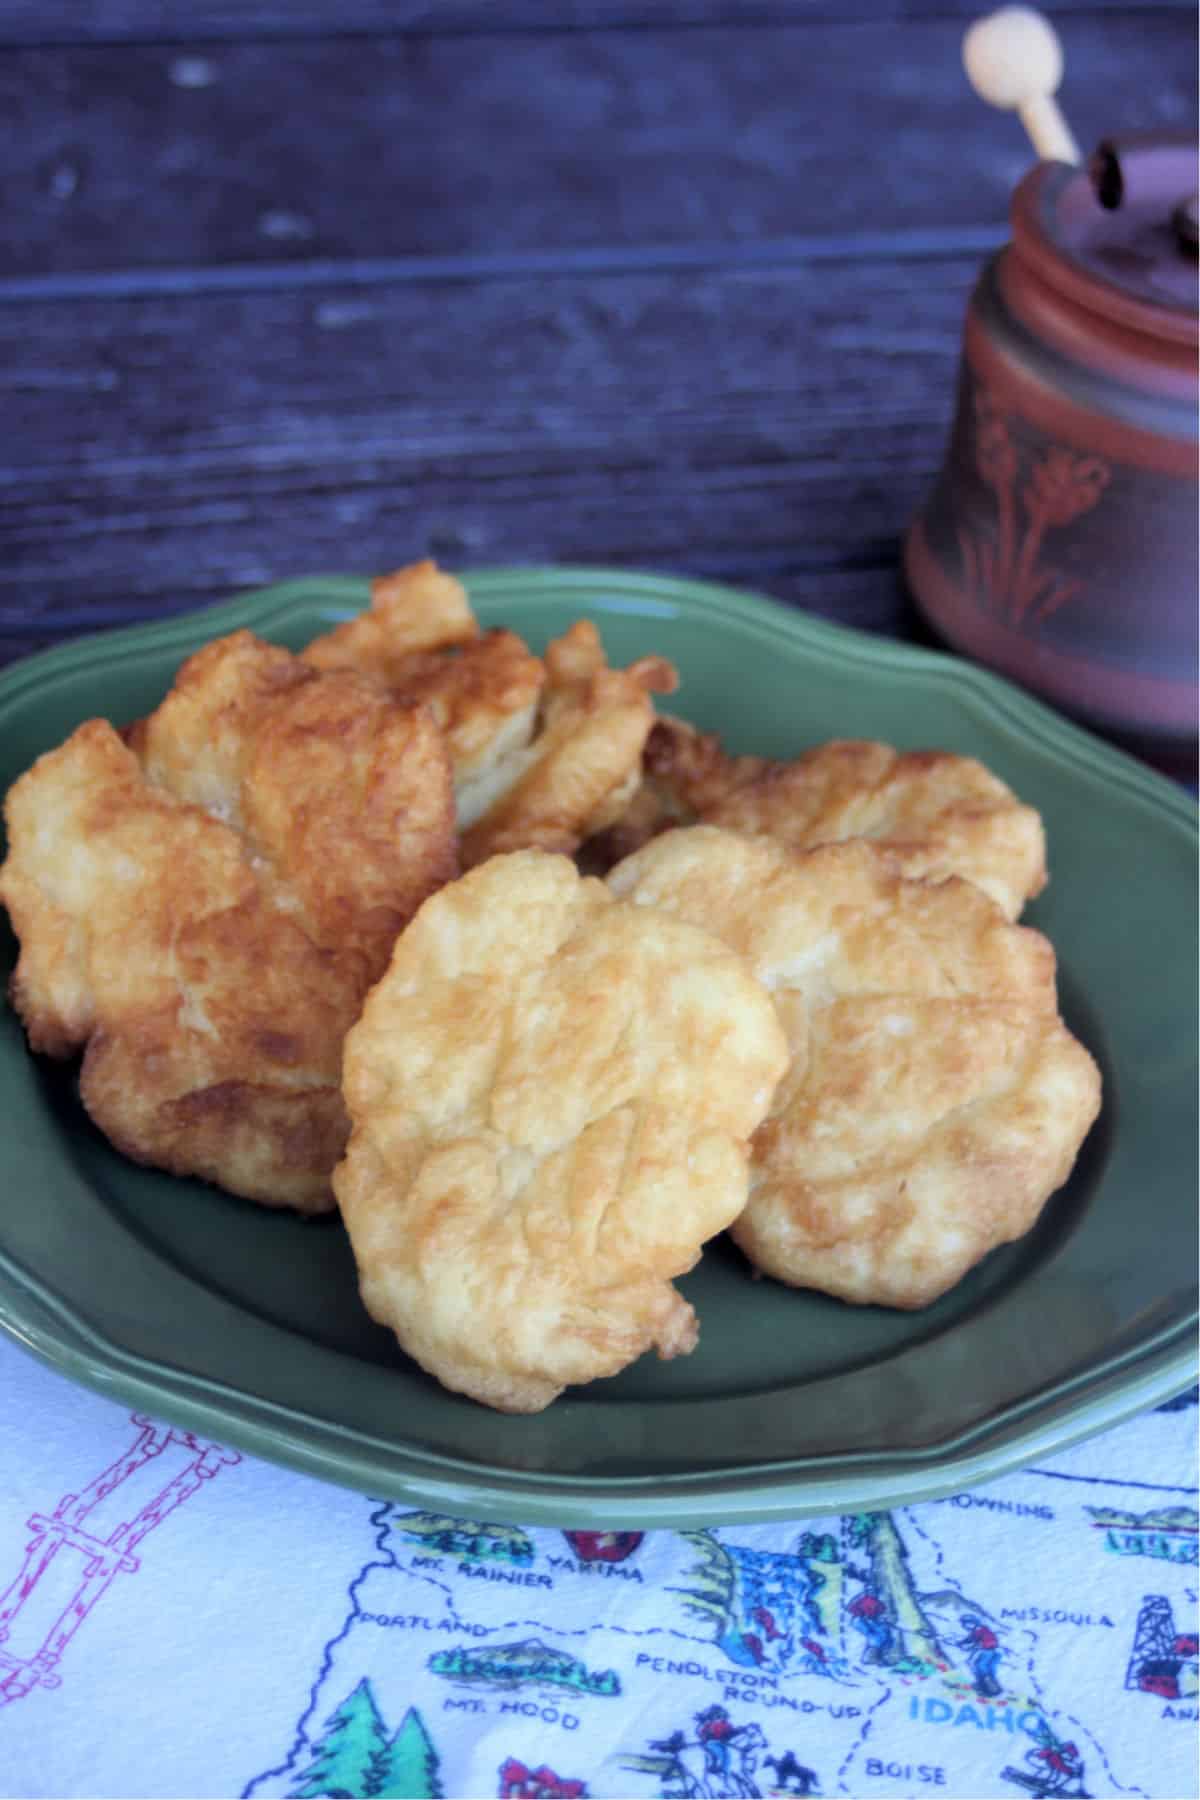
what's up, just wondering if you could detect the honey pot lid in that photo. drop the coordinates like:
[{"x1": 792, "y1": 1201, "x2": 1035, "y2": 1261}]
[{"x1": 1014, "y1": 133, "x2": 1198, "y2": 345}]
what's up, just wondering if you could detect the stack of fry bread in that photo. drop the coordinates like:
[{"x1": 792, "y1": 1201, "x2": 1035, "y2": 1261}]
[{"x1": 0, "y1": 563, "x2": 1101, "y2": 1412}]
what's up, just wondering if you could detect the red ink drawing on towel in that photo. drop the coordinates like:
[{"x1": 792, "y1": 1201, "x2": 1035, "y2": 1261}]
[{"x1": 0, "y1": 1412, "x2": 239, "y2": 1704}]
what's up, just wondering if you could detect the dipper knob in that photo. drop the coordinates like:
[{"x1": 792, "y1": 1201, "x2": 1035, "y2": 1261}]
[{"x1": 963, "y1": 6, "x2": 1081, "y2": 165}]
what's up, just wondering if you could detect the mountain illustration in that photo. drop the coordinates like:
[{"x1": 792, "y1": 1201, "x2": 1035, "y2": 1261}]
[
  {"x1": 1087, "y1": 1506, "x2": 1198, "y2": 1534},
  {"x1": 919, "y1": 1589, "x2": 997, "y2": 1626},
  {"x1": 389, "y1": 1511, "x2": 534, "y2": 1564},
  {"x1": 428, "y1": 1638, "x2": 620, "y2": 1696}
]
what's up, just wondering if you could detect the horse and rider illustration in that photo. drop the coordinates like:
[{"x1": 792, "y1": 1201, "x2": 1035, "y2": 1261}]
[
  {"x1": 629, "y1": 1704, "x2": 818, "y2": 1799},
  {"x1": 623, "y1": 1705, "x2": 766, "y2": 1797}
]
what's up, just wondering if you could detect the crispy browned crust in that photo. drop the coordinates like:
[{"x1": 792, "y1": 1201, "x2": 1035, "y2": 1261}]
[
  {"x1": 0, "y1": 636, "x2": 457, "y2": 1210},
  {"x1": 377, "y1": 630, "x2": 545, "y2": 779},
  {"x1": 644, "y1": 714, "x2": 748, "y2": 813},
  {"x1": 582, "y1": 714, "x2": 729, "y2": 866},
  {"x1": 600, "y1": 719, "x2": 1047, "y2": 918},
  {"x1": 301, "y1": 570, "x2": 681, "y2": 867},
  {"x1": 610, "y1": 827, "x2": 1100, "y2": 1309},
  {"x1": 300, "y1": 560, "x2": 479, "y2": 680},
  {"x1": 300, "y1": 562, "x2": 548, "y2": 801},
  {"x1": 708, "y1": 739, "x2": 1047, "y2": 919},
  {"x1": 137, "y1": 631, "x2": 458, "y2": 960},
  {"x1": 458, "y1": 621, "x2": 677, "y2": 867},
  {"x1": 335, "y1": 850, "x2": 788, "y2": 1411}
]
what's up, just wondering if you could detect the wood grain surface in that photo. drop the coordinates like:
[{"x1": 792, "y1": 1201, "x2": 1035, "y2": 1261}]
[
  {"x1": 2, "y1": 258, "x2": 977, "y2": 635},
  {"x1": 3, "y1": 3, "x2": 1195, "y2": 667},
  {"x1": 4, "y1": 0, "x2": 1192, "y2": 45},
  {"x1": 6, "y1": 18, "x2": 1192, "y2": 280}
]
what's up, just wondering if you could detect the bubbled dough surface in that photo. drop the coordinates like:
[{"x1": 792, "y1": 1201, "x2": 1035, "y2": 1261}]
[
  {"x1": 609, "y1": 827, "x2": 1101, "y2": 1308},
  {"x1": 336, "y1": 851, "x2": 788, "y2": 1411}
]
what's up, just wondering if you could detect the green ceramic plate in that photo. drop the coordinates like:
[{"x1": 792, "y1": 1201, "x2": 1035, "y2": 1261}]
[{"x1": 0, "y1": 568, "x2": 1194, "y2": 1526}]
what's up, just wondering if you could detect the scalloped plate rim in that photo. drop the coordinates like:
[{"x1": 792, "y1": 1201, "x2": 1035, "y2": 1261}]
[{"x1": 0, "y1": 564, "x2": 1194, "y2": 1526}]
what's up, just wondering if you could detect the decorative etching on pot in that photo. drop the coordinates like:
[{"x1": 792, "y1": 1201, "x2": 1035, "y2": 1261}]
[{"x1": 958, "y1": 388, "x2": 1112, "y2": 626}]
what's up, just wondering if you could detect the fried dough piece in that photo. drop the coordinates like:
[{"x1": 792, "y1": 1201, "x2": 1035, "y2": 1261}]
[
  {"x1": 596, "y1": 718, "x2": 1047, "y2": 918},
  {"x1": 301, "y1": 563, "x2": 678, "y2": 862},
  {"x1": 458, "y1": 621, "x2": 677, "y2": 867},
  {"x1": 336, "y1": 851, "x2": 788, "y2": 1411},
  {"x1": 301, "y1": 560, "x2": 479, "y2": 680},
  {"x1": 580, "y1": 714, "x2": 722, "y2": 868},
  {"x1": 2, "y1": 635, "x2": 456, "y2": 1210},
  {"x1": 610, "y1": 827, "x2": 1100, "y2": 1308},
  {"x1": 302, "y1": 563, "x2": 547, "y2": 809},
  {"x1": 377, "y1": 631, "x2": 545, "y2": 810}
]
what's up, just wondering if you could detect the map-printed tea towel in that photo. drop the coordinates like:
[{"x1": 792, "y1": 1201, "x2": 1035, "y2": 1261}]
[{"x1": 0, "y1": 1335, "x2": 1195, "y2": 1800}]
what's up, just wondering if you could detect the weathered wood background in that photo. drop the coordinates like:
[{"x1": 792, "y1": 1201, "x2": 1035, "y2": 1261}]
[{"x1": 4, "y1": 1, "x2": 1195, "y2": 664}]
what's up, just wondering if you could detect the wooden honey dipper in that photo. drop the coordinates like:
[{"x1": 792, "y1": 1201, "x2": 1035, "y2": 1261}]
[{"x1": 963, "y1": 6, "x2": 1081, "y2": 164}]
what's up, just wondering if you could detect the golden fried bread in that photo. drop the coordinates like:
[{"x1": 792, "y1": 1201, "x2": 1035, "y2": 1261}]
[
  {"x1": 302, "y1": 565, "x2": 677, "y2": 861},
  {"x1": 335, "y1": 851, "x2": 788, "y2": 1410},
  {"x1": 132, "y1": 631, "x2": 457, "y2": 961},
  {"x1": 609, "y1": 827, "x2": 1100, "y2": 1308},
  {"x1": 2, "y1": 636, "x2": 457, "y2": 1210},
  {"x1": 459, "y1": 621, "x2": 677, "y2": 866},
  {"x1": 599, "y1": 718, "x2": 1046, "y2": 918},
  {"x1": 301, "y1": 560, "x2": 479, "y2": 680},
  {"x1": 580, "y1": 713, "x2": 725, "y2": 866},
  {"x1": 301, "y1": 562, "x2": 546, "y2": 811},
  {"x1": 378, "y1": 630, "x2": 545, "y2": 797},
  {"x1": 706, "y1": 738, "x2": 1047, "y2": 920}
]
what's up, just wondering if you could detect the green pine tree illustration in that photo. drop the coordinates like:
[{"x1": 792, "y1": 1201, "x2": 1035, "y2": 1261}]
[
  {"x1": 796, "y1": 1531, "x2": 839, "y2": 1564},
  {"x1": 370, "y1": 1707, "x2": 444, "y2": 1799},
  {"x1": 291, "y1": 1679, "x2": 388, "y2": 1799}
]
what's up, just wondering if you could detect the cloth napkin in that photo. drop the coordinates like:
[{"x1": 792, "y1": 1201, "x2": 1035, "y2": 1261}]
[{"x1": 0, "y1": 1335, "x2": 1194, "y2": 1800}]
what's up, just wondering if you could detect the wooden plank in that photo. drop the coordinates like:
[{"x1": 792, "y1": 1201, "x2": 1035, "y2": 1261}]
[
  {"x1": 1, "y1": 256, "x2": 972, "y2": 648},
  {"x1": 1, "y1": 1, "x2": 1189, "y2": 48},
  {"x1": 4, "y1": 16, "x2": 1193, "y2": 278}
]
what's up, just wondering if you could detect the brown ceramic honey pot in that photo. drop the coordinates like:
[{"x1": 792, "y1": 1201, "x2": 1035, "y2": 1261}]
[{"x1": 905, "y1": 12, "x2": 1198, "y2": 760}]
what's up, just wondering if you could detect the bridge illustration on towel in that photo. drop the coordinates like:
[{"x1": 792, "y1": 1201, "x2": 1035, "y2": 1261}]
[{"x1": 0, "y1": 1412, "x2": 239, "y2": 1705}]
